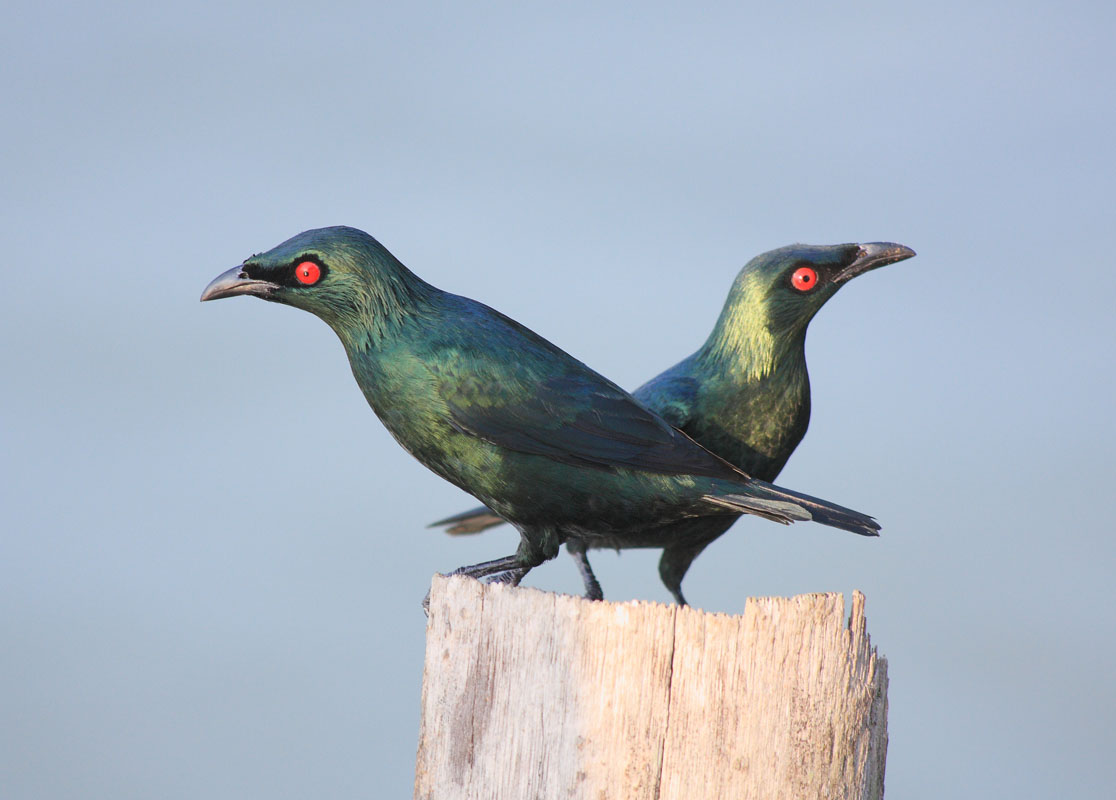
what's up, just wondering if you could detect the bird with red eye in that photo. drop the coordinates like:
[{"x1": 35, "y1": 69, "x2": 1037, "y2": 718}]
[
  {"x1": 790, "y1": 265, "x2": 819, "y2": 292},
  {"x1": 294, "y1": 260, "x2": 322, "y2": 286}
]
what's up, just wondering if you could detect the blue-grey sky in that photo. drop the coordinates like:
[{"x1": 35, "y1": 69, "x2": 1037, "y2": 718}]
[{"x1": 3, "y1": 1, "x2": 1113, "y2": 797}]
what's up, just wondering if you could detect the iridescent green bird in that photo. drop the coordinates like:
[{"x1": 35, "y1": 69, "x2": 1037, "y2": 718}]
[
  {"x1": 201, "y1": 227, "x2": 884, "y2": 594},
  {"x1": 432, "y1": 241, "x2": 915, "y2": 604}
]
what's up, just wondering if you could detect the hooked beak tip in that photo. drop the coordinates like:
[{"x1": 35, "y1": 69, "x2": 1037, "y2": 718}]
[
  {"x1": 836, "y1": 242, "x2": 916, "y2": 283},
  {"x1": 200, "y1": 266, "x2": 277, "y2": 302}
]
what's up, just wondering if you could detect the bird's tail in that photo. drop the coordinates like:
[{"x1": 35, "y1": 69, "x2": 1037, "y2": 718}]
[
  {"x1": 707, "y1": 479, "x2": 881, "y2": 537},
  {"x1": 428, "y1": 505, "x2": 506, "y2": 535}
]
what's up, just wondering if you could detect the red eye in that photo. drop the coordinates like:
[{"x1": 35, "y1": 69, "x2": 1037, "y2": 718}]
[
  {"x1": 791, "y1": 266, "x2": 818, "y2": 291},
  {"x1": 295, "y1": 261, "x2": 321, "y2": 285}
]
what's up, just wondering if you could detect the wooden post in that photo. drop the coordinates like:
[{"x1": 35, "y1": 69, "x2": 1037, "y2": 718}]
[{"x1": 414, "y1": 575, "x2": 888, "y2": 800}]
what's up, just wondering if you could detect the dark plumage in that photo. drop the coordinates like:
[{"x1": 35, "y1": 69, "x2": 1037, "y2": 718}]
[
  {"x1": 201, "y1": 227, "x2": 884, "y2": 596},
  {"x1": 432, "y1": 241, "x2": 915, "y2": 603}
]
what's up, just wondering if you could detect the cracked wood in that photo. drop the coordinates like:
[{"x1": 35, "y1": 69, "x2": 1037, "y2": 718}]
[{"x1": 414, "y1": 576, "x2": 888, "y2": 800}]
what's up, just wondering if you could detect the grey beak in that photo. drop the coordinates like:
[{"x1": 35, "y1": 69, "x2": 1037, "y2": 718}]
[
  {"x1": 834, "y1": 242, "x2": 916, "y2": 284},
  {"x1": 200, "y1": 266, "x2": 278, "y2": 302}
]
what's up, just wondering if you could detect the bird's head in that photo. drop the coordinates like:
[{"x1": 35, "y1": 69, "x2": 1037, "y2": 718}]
[
  {"x1": 201, "y1": 226, "x2": 429, "y2": 341},
  {"x1": 704, "y1": 242, "x2": 915, "y2": 375},
  {"x1": 733, "y1": 242, "x2": 915, "y2": 329}
]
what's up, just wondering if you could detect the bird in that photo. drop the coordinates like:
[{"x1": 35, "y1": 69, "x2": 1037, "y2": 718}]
[
  {"x1": 431, "y1": 241, "x2": 915, "y2": 604},
  {"x1": 201, "y1": 226, "x2": 883, "y2": 596}
]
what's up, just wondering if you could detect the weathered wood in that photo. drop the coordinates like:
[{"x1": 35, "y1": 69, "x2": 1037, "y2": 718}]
[{"x1": 414, "y1": 576, "x2": 887, "y2": 800}]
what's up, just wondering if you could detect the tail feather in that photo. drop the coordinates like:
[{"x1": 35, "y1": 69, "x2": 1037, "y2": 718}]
[
  {"x1": 435, "y1": 484, "x2": 879, "y2": 538},
  {"x1": 429, "y1": 505, "x2": 507, "y2": 535},
  {"x1": 704, "y1": 494, "x2": 809, "y2": 525},
  {"x1": 710, "y1": 479, "x2": 881, "y2": 537}
]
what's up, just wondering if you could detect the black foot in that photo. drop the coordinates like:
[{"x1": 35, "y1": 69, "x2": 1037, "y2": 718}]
[
  {"x1": 421, "y1": 555, "x2": 524, "y2": 614},
  {"x1": 566, "y1": 539, "x2": 604, "y2": 601},
  {"x1": 485, "y1": 568, "x2": 529, "y2": 587},
  {"x1": 660, "y1": 543, "x2": 711, "y2": 606},
  {"x1": 448, "y1": 554, "x2": 526, "y2": 581}
]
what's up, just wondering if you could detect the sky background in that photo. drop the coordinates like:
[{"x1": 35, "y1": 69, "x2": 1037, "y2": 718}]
[{"x1": 3, "y1": 1, "x2": 1114, "y2": 797}]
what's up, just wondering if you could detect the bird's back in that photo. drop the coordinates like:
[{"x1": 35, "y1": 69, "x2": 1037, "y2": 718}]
[{"x1": 343, "y1": 291, "x2": 767, "y2": 528}]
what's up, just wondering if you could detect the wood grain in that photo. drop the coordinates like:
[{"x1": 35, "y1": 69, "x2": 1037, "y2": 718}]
[{"x1": 414, "y1": 576, "x2": 887, "y2": 800}]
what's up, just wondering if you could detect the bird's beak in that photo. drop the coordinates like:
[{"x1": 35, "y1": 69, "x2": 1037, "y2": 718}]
[
  {"x1": 833, "y1": 242, "x2": 916, "y2": 284},
  {"x1": 200, "y1": 266, "x2": 278, "y2": 302}
]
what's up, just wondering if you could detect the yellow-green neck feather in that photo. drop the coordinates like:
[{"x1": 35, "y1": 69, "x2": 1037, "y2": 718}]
[{"x1": 701, "y1": 270, "x2": 780, "y2": 382}]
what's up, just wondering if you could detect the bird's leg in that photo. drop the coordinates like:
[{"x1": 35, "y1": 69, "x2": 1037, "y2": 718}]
[
  {"x1": 422, "y1": 555, "x2": 525, "y2": 613},
  {"x1": 565, "y1": 538, "x2": 604, "y2": 601},
  {"x1": 424, "y1": 529, "x2": 558, "y2": 612},
  {"x1": 446, "y1": 527, "x2": 558, "y2": 583},
  {"x1": 445, "y1": 555, "x2": 526, "y2": 581},
  {"x1": 419, "y1": 555, "x2": 524, "y2": 611},
  {"x1": 658, "y1": 541, "x2": 715, "y2": 606}
]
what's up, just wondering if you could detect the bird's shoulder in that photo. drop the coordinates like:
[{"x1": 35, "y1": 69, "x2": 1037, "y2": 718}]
[{"x1": 632, "y1": 355, "x2": 702, "y2": 430}]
